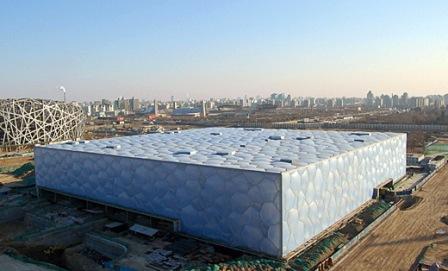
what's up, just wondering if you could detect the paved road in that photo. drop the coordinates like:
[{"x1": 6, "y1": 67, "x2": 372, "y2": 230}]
[{"x1": 332, "y1": 165, "x2": 448, "y2": 271}]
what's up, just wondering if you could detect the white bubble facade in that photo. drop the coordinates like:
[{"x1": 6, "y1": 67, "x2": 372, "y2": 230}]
[{"x1": 35, "y1": 128, "x2": 406, "y2": 257}]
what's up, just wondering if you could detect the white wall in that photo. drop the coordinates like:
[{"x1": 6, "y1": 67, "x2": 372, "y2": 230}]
[
  {"x1": 35, "y1": 148, "x2": 283, "y2": 257},
  {"x1": 281, "y1": 134, "x2": 406, "y2": 256}
]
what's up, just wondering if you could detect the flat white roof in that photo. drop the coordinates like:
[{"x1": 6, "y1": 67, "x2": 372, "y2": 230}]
[
  {"x1": 129, "y1": 224, "x2": 159, "y2": 237},
  {"x1": 42, "y1": 127, "x2": 403, "y2": 173}
]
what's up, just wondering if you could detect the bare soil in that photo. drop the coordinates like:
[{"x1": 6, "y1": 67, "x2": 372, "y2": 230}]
[
  {"x1": 332, "y1": 165, "x2": 448, "y2": 271},
  {"x1": 0, "y1": 156, "x2": 33, "y2": 167}
]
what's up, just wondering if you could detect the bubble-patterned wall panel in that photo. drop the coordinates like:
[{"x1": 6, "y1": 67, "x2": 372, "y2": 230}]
[
  {"x1": 35, "y1": 128, "x2": 406, "y2": 257},
  {"x1": 281, "y1": 133, "x2": 406, "y2": 256},
  {"x1": 35, "y1": 147, "x2": 283, "y2": 257}
]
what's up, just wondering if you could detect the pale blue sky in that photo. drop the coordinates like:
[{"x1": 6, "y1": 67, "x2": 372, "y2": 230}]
[{"x1": 0, "y1": 0, "x2": 447, "y2": 101}]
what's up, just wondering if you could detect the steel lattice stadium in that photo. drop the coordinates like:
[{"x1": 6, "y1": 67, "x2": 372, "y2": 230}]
[
  {"x1": 0, "y1": 99, "x2": 85, "y2": 147},
  {"x1": 35, "y1": 127, "x2": 406, "y2": 257}
]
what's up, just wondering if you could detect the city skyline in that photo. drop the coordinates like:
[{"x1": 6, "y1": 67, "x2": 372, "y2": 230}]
[
  {"x1": 3, "y1": 88, "x2": 448, "y2": 103},
  {"x1": 1, "y1": 1, "x2": 447, "y2": 101}
]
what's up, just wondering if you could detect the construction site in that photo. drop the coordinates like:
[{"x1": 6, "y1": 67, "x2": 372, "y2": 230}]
[
  {"x1": 1, "y1": 128, "x2": 448, "y2": 270},
  {"x1": 0, "y1": 155, "x2": 257, "y2": 270},
  {"x1": 1, "y1": 151, "x2": 446, "y2": 271}
]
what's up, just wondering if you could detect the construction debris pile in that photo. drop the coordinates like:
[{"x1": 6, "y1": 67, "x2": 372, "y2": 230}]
[
  {"x1": 31, "y1": 204, "x2": 100, "y2": 227},
  {"x1": 143, "y1": 236, "x2": 233, "y2": 270},
  {"x1": 290, "y1": 232, "x2": 346, "y2": 271},
  {"x1": 399, "y1": 195, "x2": 423, "y2": 211},
  {"x1": 418, "y1": 242, "x2": 448, "y2": 271},
  {"x1": 145, "y1": 248, "x2": 186, "y2": 270},
  {"x1": 80, "y1": 247, "x2": 111, "y2": 266},
  {"x1": 185, "y1": 256, "x2": 288, "y2": 271}
]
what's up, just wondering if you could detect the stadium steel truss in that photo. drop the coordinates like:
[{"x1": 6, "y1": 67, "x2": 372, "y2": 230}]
[{"x1": 0, "y1": 99, "x2": 85, "y2": 147}]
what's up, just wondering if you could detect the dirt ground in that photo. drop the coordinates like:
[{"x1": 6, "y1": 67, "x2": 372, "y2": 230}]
[
  {"x1": 0, "y1": 156, "x2": 33, "y2": 184},
  {"x1": 0, "y1": 174, "x2": 19, "y2": 184},
  {"x1": 332, "y1": 165, "x2": 448, "y2": 271},
  {"x1": 0, "y1": 156, "x2": 33, "y2": 167}
]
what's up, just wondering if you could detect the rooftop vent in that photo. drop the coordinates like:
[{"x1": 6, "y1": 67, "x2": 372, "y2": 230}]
[
  {"x1": 64, "y1": 141, "x2": 79, "y2": 145},
  {"x1": 175, "y1": 150, "x2": 197, "y2": 155},
  {"x1": 244, "y1": 128, "x2": 263, "y2": 131},
  {"x1": 215, "y1": 150, "x2": 236, "y2": 156},
  {"x1": 268, "y1": 135, "x2": 284, "y2": 140},
  {"x1": 296, "y1": 136, "x2": 312, "y2": 141},
  {"x1": 350, "y1": 132, "x2": 371, "y2": 136},
  {"x1": 280, "y1": 158, "x2": 299, "y2": 165},
  {"x1": 105, "y1": 144, "x2": 121, "y2": 150},
  {"x1": 210, "y1": 132, "x2": 222, "y2": 136}
]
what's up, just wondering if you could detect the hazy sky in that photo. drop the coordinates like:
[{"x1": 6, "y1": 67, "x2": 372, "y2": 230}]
[{"x1": 0, "y1": 0, "x2": 447, "y2": 101}]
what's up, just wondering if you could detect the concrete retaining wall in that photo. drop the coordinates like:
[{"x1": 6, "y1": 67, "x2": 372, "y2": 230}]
[
  {"x1": 272, "y1": 122, "x2": 448, "y2": 132},
  {"x1": 85, "y1": 233, "x2": 128, "y2": 260},
  {"x1": 14, "y1": 218, "x2": 107, "y2": 247},
  {"x1": 397, "y1": 166, "x2": 442, "y2": 196}
]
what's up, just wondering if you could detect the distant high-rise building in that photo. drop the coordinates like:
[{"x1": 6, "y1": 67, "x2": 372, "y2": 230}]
[
  {"x1": 410, "y1": 97, "x2": 424, "y2": 108},
  {"x1": 400, "y1": 92, "x2": 409, "y2": 108},
  {"x1": 382, "y1": 95, "x2": 392, "y2": 108},
  {"x1": 366, "y1": 91, "x2": 375, "y2": 107},
  {"x1": 435, "y1": 98, "x2": 445, "y2": 109},
  {"x1": 444, "y1": 94, "x2": 448, "y2": 106},
  {"x1": 392, "y1": 94, "x2": 399, "y2": 108},
  {"x1": 309, "y1": 97, "x2": 315, "y2": 108},
  {"x1": 201, "y1": 100, "x2": 207, "y2": 117},
  {"x1": 113, "y1": 98, "x2": 120, "y2": 110},
  {"x1": 374, "y1": 97, "x2": 382, "y2": 108},
  {"x1": 130, "y1": 97, "x2": 140, "y2": 112},
  {"x1": 153, "y1": 100, "x2": 159, "y2": 116},
  {"x1": 335, "y1": 98, "x2": 344, "y2": 107}
]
